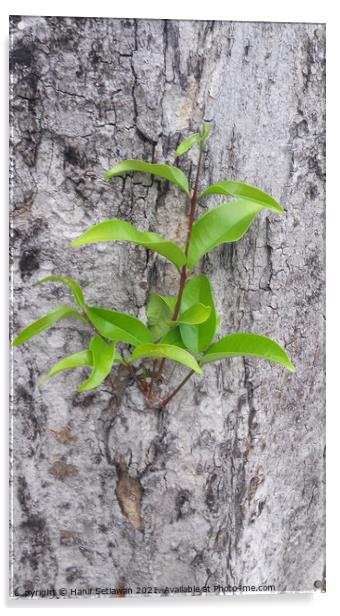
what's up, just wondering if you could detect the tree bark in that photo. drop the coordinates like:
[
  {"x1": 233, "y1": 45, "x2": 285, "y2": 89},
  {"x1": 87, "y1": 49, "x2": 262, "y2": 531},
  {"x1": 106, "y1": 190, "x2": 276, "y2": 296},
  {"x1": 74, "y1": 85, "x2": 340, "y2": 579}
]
[{"x1": 9, "y1": 16, "x2": 325, "y2": 596}]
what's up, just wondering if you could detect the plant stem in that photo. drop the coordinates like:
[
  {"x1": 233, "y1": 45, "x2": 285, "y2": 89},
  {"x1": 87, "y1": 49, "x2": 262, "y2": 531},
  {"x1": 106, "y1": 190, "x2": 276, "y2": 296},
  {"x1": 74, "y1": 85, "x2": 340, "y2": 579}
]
[
  {"x1": 148, "y1": 359, "x2": 158, "y2": 398},
  {"x1": 172, "y1": 144, "x2": 204, "y2": 320},
  {"x1": 157, "y1": 144, "x2": 204, "y2": 384},
  {"x1": 160, "y1": 369, "x2": 195, "y2": 408},
  {"x1": 124, "y1": 359, "x2": 148, "y2": 395},
  {"x1": 167, "y1": 363, "x2": 177, "y2": 388}
]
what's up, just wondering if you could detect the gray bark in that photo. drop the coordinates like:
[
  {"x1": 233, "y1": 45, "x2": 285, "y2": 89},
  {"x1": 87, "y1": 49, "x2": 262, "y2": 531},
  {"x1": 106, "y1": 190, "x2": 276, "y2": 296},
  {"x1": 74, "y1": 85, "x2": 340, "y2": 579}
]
[{"x1": 9, "y1": 16, "x2": 325, "y2": 597}]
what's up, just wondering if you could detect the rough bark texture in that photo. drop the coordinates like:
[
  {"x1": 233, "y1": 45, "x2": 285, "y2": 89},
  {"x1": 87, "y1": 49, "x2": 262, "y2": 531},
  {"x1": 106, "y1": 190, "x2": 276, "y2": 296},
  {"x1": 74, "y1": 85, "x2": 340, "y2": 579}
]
[{"x1": 9, "y1": 16, "x2": 325, "y2": 597}]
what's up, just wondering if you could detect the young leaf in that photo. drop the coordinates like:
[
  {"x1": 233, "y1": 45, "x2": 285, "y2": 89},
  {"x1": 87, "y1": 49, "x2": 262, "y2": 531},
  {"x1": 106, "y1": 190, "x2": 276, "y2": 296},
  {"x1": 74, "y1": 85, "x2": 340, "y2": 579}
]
[
  {"x1": 188, "y1": 199, "x2": 268, "y2": 270},
  {"x1": 131, "y1": 343, "x2": 202, "y2": 374},
  {"x1": 77, "y1": 336, "x2": 116, "y2": 392},
  {"x1": 175, "y1": 132, "x2": 201, "y2": 157},
  {"x1": 39, "y1": 350, "x2": 93, "y2": 386},
  {"x1": 71, "y1": 219, "x2": 186, "y2": 270},
  {"x1": 170, "y1": 303, "x2": 211, "y2": 326},
  {"x1": 146, "y1": 292, "x2": 173, "y2": 340},
  {"x1": 179, "y1": 275, "x2": 217, "y2": 353},
  {"x1": 201, "y1": 333, "x2": 296, "y2": 372},
  {"x1": 35, "y1": 275, "x2": 85, "y2": 309},
  {"x1": 200, "y1": 121, "x2": 212, "y2": 145},
  {"x1": 160, "y1": 327, "x2": 186, "y2": 349},
  {"x1": 158, "y1": 294, "x2": 177, "y2": 312},
  {"x1": 86, "y1": 306, "x2": 153, "y2": 346},
  {"x1": 199, "y1": 180, "x2": 284, "y2": 213},
  {"x1": 12, "y1": 305, "x2": 85, "y2": 347},
  {"x1": 104, "y1": 159, "x2": 189, "y2": 194}
]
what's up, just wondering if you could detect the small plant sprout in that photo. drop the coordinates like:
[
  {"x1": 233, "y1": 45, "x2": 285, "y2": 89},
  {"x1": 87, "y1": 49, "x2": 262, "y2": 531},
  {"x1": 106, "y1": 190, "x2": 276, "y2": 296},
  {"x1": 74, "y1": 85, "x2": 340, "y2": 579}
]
[{"x1": 12, "y1": 123, "x2": 295, "y2": 410}]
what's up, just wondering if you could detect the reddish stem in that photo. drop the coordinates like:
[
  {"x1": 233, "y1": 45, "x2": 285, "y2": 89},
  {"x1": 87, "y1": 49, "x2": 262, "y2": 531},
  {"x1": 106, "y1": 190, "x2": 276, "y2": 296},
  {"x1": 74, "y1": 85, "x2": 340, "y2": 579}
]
[
  {"x1": 124, "y1": 361, "x2": 148, "y2": 395},
  {"x1": 159, "y1": 369, "x2": 195, "y2": 408},
  {"x1": 156, "y1": 145, "x2": 204, "y2": 384}
]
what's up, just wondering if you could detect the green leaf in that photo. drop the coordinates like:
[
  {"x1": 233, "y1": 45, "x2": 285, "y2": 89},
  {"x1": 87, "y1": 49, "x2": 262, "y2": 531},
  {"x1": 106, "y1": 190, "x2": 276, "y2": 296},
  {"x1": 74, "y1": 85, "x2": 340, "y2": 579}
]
[
  {"x1": 104, "y1": 159, "x2": 189, "y2": 194},
  {"x1": 158, "y1": 294, "x2": 177, "y2": 312},
  {"x1": 160, "y1": 327, "x2": 186, "y2": 349},
  {"x1": 86, "y1": 306, "x2": 153, "y2": 346},
  {"x1": 77, "y1": 336, "x2": 116, "y2": 392},
  {"x1": 12, "y1": 305, "x2": 85, "y2": 347},
  {"x1": 39, "y1": 350, "x2": 93, "y2": 386},
  {"x1": 146, "y1": 292, "x2": 173, "y2": 341},
  {"x1": 35, "y1": 275, "x2": 85, "y2": 309},
  {"x1": 179, "y1": 275, "x2": 217, "y2": 354},
  {"x1": 188, "y1": 199, "x2": 271, "y2": 270},
  {"x1": 214, "y1": 314, "x2": 222, "y2": 337},
  {"x1": 200, "y1": 121, "x2": 212, "y2": 144},
  {"x1": 201, "y1": 333, "x2": 296, "y2": 372},
  {"x1": 199, "y1": 180, "x2": 284, "y2": 213},
  {"x1": 170, "y1": 303, "x2": 211, "y2": 326},
  {"x1": 146, "y1": 293, "x2": 210, "y2": 339},
  {"x1": 131, "y1": 343, "x2": 202, "y2": 374},
  {"x1": 175, "y1": 132, "x2": 201, "y2": 157},
  {"x1": 71, "y1": 219, "x2": 186, "y2": 270}
]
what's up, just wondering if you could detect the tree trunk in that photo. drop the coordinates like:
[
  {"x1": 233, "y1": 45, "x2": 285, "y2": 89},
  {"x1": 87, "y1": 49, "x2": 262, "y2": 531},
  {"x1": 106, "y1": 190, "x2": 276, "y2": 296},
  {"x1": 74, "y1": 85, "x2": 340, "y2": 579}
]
[{"x1": 10, "y1": 16, "x2": 325, "y2": 596}]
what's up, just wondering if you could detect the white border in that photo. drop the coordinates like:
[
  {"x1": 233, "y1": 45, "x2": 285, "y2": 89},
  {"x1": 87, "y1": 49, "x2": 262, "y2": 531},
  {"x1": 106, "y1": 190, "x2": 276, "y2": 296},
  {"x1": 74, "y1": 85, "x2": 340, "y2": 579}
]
[
  {"x1": 4, "y1": 0, "x2": 328, "y2": 22},
  {"x1": 2, "y1": 1, "x2": 337, "y2": 614}
]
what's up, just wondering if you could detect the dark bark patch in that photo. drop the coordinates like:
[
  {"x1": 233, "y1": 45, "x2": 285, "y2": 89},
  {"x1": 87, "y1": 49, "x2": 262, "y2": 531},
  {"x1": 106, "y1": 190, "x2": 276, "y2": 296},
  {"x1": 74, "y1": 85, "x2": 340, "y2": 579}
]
[
  {"x1": 16, "y1": 385, "x2": 33, "y2": 405},
  {"x1": 64, "y1": 144, "x2": 88, "y2": 169},
  {"x1": 16, "y1": 475, "x2": 31, "y2": 514},
  {"x1": 10, "y1": 40, "x2": 34, "y2": 68},
  {"x1": 19, "y1": 247, "x2": 40, "y2": 280},
  {"x1": 20, "y1": 515, "x2": 46, "y2": 532},
  {"x1": 175, "y1": 489, "x2": 194, "y2": 520},
  {"x1": 65, "y1": 566, "x2": 81, "y2": 583},
  {"x1": 72, "y1": 392, "x2": 97, "y2": 408},
  {"x1": 98, "y1": 523, "x2": 108, "y2": 534},
  {"x1": 89, "y1": 41, "x2": 103, "y2": 65},
  {"x1": 243, "y1": 42, "x2": 251, "y2": 62},
  {"x1": 258, "y1": 499, "x2": 266, "y2": 516},
  {"x1": 214, "y1": 528, "x2": 228, "y2": 552},
  {"x1": 205, "y1": 473, "x2": 218, "y2": 513}
]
